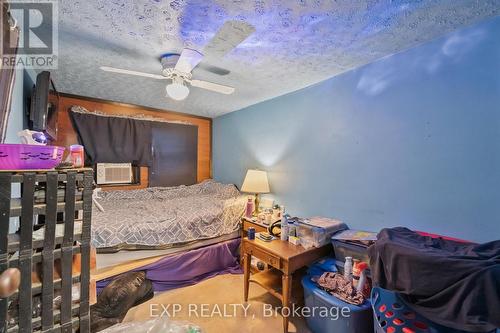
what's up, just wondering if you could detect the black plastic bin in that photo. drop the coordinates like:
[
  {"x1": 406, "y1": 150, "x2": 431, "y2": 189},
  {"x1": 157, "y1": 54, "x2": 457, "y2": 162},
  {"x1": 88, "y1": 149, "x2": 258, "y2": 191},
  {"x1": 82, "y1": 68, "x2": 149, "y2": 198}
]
[{"x1": 331, "y1": 239, "x2": 370, "y2": 263}]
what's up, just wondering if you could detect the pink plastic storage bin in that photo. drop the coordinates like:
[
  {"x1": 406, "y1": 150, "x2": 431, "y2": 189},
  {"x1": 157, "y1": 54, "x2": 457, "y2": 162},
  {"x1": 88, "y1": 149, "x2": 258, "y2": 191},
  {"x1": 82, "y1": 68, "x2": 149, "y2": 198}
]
[{"x1": 0, "y1": 144, "x2": 65, "y2": 170}]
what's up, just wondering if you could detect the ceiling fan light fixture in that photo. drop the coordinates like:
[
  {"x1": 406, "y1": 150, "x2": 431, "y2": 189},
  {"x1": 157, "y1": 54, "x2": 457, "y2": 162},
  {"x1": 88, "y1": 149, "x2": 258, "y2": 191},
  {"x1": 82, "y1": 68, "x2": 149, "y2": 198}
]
[
  {"x1": 166, "y1": 78, "x2": 189, "y2": 101},
  {"x1": 100, "y1": 21, "x2": 254, "y2": 101}
]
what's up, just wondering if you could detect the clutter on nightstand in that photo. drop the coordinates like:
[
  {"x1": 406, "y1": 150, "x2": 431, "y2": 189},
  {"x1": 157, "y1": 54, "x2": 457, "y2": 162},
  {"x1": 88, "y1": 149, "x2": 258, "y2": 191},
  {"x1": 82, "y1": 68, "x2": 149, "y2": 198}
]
[
  {"x1": 288, "y1": 235, "x2": 300, "y2": 245},
  {"x1": 292, "y1": 216, "x2": 348, "y2": 249},
  {"x1": 272, "y1": 204, "x2": 283, "y2": 220},
  {"x1": 288, "y1": 219, "x2": 297, "y2": 238},
  {"x1": 256, "y1": 232, "x2": 275, "y2": 242},
  {"x1": 256, "y1": 205, "x2": 283, "y2": 225}
]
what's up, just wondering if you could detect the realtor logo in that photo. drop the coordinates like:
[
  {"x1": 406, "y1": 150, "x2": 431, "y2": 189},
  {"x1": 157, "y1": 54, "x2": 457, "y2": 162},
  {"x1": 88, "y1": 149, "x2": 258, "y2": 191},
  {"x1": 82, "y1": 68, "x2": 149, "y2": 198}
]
[{"x1": 1, "y1": 0, "x2": 58, "y2": 69}]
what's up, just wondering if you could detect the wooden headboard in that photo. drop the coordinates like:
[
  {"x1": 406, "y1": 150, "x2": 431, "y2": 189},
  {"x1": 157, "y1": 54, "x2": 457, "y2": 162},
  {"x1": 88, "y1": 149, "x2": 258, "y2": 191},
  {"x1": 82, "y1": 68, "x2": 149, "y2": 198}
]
[{"x1": 52, "y1": 93, "x2": 212, "y2": 189}]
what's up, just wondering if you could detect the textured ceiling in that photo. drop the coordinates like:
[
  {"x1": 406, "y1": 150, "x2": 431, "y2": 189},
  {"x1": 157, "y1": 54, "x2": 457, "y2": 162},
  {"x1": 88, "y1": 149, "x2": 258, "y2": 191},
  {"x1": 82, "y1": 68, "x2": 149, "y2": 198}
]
[{"x1": 53, "y1": 0, "x2": 500, "y2": 118}]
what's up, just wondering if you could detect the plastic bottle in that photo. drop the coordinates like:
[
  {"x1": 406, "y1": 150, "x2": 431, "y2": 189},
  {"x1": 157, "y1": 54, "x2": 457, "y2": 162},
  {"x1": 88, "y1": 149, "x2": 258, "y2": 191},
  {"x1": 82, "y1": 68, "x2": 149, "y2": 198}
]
[
  {"x1": 344, "y1": 257, "x2": 353, "y2": 282},
  {"x1": 245, "y1": 198, "x2": 254, "y2": 218},
  {"x1": 288, "y1": 221, "x2": 296, "y2": 238},
  {"x1": 280, "y1": 215, "x2": 289, "y2": 241},
  {"x1": 352, "y1": 259, "x2": 361, "y2": 288},
  {"x1": 357, "y1": 270, "x2": 367, "y2": 293},
  {"x1": 70, "y1": 145, "x2": 84, "y2": 167}
]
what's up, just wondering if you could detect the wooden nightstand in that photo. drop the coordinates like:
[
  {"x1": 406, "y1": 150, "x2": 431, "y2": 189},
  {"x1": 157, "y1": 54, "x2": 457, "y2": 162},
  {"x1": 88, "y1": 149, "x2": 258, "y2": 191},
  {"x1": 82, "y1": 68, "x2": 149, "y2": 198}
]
[
  {"x1": 242, "y1": 237, "x2": 331, "y2": 333},
  {"x1": 240, "y1": 217, "x2": 269, "y2": 270}
]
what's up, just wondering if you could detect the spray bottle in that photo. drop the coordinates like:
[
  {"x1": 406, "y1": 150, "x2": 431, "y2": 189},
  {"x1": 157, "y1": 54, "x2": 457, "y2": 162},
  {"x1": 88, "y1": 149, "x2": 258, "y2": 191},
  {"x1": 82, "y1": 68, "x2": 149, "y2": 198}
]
[
  {"x1": 344, "y1": 257, "x2": 353, "y2": 282},
  {"x1": 280, "y1": 215, "x2": 289, "y2": 241}
]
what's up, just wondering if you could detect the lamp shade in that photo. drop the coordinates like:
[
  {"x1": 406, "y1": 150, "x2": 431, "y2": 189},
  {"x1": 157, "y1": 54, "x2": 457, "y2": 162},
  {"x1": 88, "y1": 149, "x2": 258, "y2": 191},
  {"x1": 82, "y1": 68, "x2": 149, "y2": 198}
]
[{"x1": 241, "y1": 169, "x2": 270, "y2": 194}]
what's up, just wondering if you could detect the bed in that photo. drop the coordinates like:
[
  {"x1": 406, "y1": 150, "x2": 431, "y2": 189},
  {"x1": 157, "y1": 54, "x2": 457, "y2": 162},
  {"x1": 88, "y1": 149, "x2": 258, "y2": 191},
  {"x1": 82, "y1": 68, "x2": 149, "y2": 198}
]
[{"x1": 91, "y1": 180, "x2": 247, "y2": 253}]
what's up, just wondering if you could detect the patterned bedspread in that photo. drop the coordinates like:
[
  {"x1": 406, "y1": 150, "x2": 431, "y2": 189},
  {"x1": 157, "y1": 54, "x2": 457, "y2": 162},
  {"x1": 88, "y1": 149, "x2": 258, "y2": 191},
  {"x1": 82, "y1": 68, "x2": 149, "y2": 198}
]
[{"x1": 91, "y1": 180, "x2": 246, "y2": 248}]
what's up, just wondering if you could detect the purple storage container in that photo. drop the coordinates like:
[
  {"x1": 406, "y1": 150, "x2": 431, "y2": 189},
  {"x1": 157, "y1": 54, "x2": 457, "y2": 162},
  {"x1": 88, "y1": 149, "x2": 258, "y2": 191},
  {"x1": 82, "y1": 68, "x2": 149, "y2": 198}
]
[{"x1": 0, "y1": 144, "x2": 65, "y2": 170}]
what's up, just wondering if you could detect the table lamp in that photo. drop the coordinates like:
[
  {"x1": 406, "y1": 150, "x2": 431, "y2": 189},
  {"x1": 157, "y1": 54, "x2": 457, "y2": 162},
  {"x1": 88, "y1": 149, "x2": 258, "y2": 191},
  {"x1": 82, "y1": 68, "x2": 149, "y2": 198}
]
[{"x1": 241, "y1": 169, "x2": 270, "y2": 215}]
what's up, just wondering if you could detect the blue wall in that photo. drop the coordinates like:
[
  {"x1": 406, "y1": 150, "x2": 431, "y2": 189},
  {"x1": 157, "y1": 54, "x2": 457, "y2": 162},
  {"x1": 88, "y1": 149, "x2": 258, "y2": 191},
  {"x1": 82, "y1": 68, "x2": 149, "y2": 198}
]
[{"x1": 213, "y1": 17, "x2": 500, "y2": 243}]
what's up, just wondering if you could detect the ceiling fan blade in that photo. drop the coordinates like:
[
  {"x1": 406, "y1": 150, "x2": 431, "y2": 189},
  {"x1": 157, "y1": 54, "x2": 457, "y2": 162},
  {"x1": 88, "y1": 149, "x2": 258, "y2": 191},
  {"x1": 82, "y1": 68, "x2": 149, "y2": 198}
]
[
  {"x1": 174, "y1": 48, "x2": 204, "y2": 73},
  {"x1": 190, "y1": 79, "x2": 235, "y2": 95},
  {"x1": 100, "y1": 66, "x2": 168, "y2": 80},
  {"x1": 196, "y1": 63, "x2": 231, "y2": 76},
  {"x1": 203, "y1": 20, "x2": 255, "y2": 58}
]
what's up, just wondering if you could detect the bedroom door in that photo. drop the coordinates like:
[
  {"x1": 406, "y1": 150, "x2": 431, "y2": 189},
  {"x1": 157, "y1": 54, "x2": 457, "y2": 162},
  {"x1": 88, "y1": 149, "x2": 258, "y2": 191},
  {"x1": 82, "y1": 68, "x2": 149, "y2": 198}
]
[{"x1": 149, "y1": 123, "x2": 198, "y2": 187}]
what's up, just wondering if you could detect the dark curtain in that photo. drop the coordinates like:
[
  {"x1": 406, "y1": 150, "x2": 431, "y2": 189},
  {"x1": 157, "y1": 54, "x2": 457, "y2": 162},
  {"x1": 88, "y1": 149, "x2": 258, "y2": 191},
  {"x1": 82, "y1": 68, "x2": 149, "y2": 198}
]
[
  {"x1": 70, "y1": 111, "x2": 199, "y2": 186},
  {"x1": 70, "y1": 111, "x2": 153, "y2": 166}
]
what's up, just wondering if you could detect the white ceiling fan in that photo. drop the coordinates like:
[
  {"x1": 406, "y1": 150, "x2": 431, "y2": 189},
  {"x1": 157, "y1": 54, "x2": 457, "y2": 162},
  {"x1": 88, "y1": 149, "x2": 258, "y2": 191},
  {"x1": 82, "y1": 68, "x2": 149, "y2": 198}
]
[{"x1": 100, "y1": 20, "x2": 255, "y2": 101}]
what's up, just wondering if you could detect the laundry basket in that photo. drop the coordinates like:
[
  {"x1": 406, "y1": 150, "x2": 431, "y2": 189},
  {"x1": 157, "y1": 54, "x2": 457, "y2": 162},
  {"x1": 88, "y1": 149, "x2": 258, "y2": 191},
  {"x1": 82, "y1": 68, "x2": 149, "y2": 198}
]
[{"x1": 371, "y1": 287, "x2": 493, "y2": 333}]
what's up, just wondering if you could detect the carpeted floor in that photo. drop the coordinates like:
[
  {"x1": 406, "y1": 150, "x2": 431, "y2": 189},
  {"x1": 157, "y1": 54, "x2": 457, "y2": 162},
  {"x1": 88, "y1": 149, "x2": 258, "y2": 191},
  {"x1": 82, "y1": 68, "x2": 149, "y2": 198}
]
[{"x1": 124, "y1": 273, "x2": 312, "y2": 333}]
